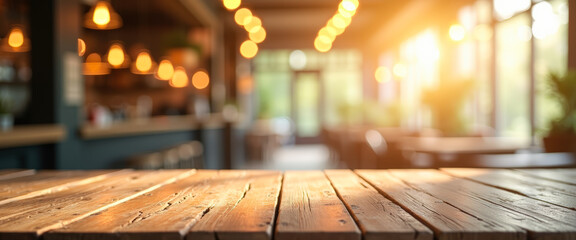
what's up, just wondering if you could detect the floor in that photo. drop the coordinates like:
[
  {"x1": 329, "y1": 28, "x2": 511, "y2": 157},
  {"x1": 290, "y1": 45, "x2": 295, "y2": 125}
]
[{"x1": 243, "y1": 144, "x2": 338, "y2": 170}]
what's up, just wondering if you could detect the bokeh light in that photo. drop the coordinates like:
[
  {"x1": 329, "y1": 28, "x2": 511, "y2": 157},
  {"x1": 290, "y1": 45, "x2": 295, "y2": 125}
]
[
  {"x1": 249, "y1": 27, "x2": 267, "y2": 43},
  {"x1": 170, "y1": 67, "x2": 189, "y2": 88},
  {"x1": 234, "y1": 8, "x2": 253, "y2": 26},
  {"x1": 375, "y1": 66, "x2": 392, "y2": 83},
  {"x1": 449, "y1": 24, "x2": 466, "y2": 41},
  {"x1": 192, "y1": 70, "x2": 210, "y2": 90},
  {"x1": 244, "y1": 16, "x2": 262, "y2": 33},
  {"x1": 156, "y1": 59, "x2": 174, "y2": 80},
  {"x1": 78, "y1": 38, "x2": 86, "y2": 57},
  {"x1": 223, "y1": 0, "x2": 241, "y2": 10},
  {"x1": 240, "y1": 40, "x2": 258, "y2": 58}
]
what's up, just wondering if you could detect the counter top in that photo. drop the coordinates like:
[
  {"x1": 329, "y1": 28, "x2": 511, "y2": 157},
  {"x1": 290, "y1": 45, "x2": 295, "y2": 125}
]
[
  {"x1": 80, "y1": 115, "x2": 200, "y2": 140},
  {"x1": 80, "y1": 113, "x2": 231, "y2": 139},
  {"x1": 0, "y1": 124, "x2": 66, "y2": 149},
  {"x1": 0, "y1": 168, "x2": 575, "y2": 239}
]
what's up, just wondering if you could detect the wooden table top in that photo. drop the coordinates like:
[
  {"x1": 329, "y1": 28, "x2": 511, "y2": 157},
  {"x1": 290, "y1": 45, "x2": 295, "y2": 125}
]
[
  {"x1": 0, "y1": 168, "x2": 575, "y2": 240},
  {"x1": 400, "y1": 136, "x2": 532, "y2": 154}
]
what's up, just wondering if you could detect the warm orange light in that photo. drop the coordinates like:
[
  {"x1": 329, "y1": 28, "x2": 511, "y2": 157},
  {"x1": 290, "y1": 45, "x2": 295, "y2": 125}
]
[
  {"x1": 244, "y1": 16, "x2": 262, "y2": 33},
  {"x1": 78, "y1": 38, "x2": 86, "y2": 57},
  {"x1": 155, "y1": 59, "x2": 174, "y2": 80},
  {"x1": 314, "y1": 36, "x2": 332, "y2": 52},
  {"x1": 131, "y1": 50, "x2": 157, "y2": 75},
  {"x1": 83, "y1": 53, "x2": 110, "y2": 75},
  {"x1": 192, "y1": 70, "x2": 210, "y2": 90},
  {"x1": 93, "y1": 1, "x2": 111, "y2": 26},
  {"x1": 240, "y1": 40, "x2": 258, "y2": 59},
  {"x1": 331, "y1": 15, "x2": 348, "y2": 29},
  {"x1": 170, "y1": 67, "x2": 189, "y2": 88},
  {"x1": 393, "y1": 63, "x2": 407, "y2": 78},
  {"x1": 338, "y1": 4, "x2": 357, "y2": 18},
  {"x1": 249, "y1": 27, "x2": 266, "y2": 43},
  {"x1": 234, "y1": 8, "x2": 253, "y2": 26},
  {"x1": 135, "y1": 52, "x2": 152, "y2": 72},
  {"x1": 340, "y1": 0, "x2": 359, "y2": 12},
  {"x1": 449, "y1": 24, "x2": 466, "y2": 41},
  {"x1": 375, "y1": 66, "x2": 392, "y2": 83},
  {"x1": 84, "y1": 0, "x2": 122, "y2": 30},
  {"x1": 318, "y1": 27, "x2": 336, "y2": 42},
  {"x1": 107, "y1": 43, "x2": 128, "y2": 68},
  {"x1": 223, "y1": 0, "x2": 241, "y2": 10},
  {"x1": 328, "y1": 19, "x2": 345, "y2": 35},
  {"x1": 7, "y1": 27, "x2": 24, "y2": 48}
]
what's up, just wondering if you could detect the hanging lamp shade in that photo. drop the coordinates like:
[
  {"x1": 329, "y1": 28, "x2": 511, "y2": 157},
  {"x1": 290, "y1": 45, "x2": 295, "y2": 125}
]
[
  {"x1": 130, "y1": 50, "x2": 157, "y2": 75},
  {"x1": 84, "y1": 0, "x2": 123, "y2": 30},
  {"x1": 83, "y1": 53, "x2": 110, "y2": 75},
  {"x1": 155, "y1": 59, "x2": 174, "y2": 80},
  {"x1": 170, "y1": 67, "x2": 189, "y2": 88},
  {"x1": 78, "y1": 38, "x2": 87, "y2": 56},
  {"x1": 1, "y1": 26, "x2": 31, "y2": 52},
  {"x1": 105, "y1": 42, "x2": 130, "y2": 68}
]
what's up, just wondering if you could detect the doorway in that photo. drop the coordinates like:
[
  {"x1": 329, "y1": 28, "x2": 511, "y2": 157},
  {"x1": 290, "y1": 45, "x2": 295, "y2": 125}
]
[{"x1": 292, "y1": 70, "x2": 323, "y2": 144}]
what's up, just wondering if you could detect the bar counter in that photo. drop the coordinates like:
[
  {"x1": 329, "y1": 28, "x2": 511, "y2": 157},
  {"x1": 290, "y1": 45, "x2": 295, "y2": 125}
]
[
  {"x1": 0, "y1": 168, "x2": 575, "y2": 240},
  {"x1": 0, "y1": 125, "x2": 66, "y2": 149}
]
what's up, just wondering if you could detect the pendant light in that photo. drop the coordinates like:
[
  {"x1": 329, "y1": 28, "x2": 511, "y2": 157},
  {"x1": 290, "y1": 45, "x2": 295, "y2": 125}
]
[
  {"x1": 170, "y1": 67, "x2": 189, "y2": 88},
  {"x1": 106, "y1": 42, "x2": 130, "y2": 68},
  {"x1": 83, "y1": 53, "x2": 110, "y2": 75},
  {"x1": 1, "y1": 26, "x2": 30, "y2": 52},
  {"x1": 130, "y1": 50, "x2": 157, "y2": 75},
  {"x1": 155, "y1": 59, "x2": 174, "y2": 80},
  {"x1": 84, "y1": 0, "x2": 123, "y2": 30},
  {"x1": 78, "y1": 38, "x2": 86, "y2": 56}
]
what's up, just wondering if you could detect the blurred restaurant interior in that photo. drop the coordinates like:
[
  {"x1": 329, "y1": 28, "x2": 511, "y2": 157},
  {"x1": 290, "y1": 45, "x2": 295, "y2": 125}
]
[{"x1": 0, "y1": 0, "x2": 575, "y2": 170}]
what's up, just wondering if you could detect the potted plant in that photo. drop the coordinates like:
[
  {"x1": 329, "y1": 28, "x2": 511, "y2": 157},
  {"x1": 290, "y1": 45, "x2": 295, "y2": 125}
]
[
  {"x1": 0, "y1": 96, "x2": 13, "y2": 131},
  {"x1": 542, "y1": 70, "x2": 576, "y2": 152}
]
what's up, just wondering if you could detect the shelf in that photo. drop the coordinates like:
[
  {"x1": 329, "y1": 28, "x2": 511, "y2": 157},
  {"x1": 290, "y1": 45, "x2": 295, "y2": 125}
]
[
  {"x1": 80, "y1": 115, "x2": 201, "y2": 140},
  {"x1": 0, "y1": 124, "x2": 66, "y2": 149}
]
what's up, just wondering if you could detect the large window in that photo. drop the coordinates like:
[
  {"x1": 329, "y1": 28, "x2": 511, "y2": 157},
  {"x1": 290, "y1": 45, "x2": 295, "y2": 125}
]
[{"x1": 495, "y1": 13, "x2": 531, "y2": 137}]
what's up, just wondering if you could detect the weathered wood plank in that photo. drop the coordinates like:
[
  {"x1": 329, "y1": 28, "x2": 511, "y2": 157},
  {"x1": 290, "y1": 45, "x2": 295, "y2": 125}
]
[
  {"x1": 325, "y1": 170, "x2": 433, "y2": 240},
  {"x1": 442, "y1": 168, "x2": 576, "y2": 210},
  {"x1": 389, "y1": 169, "x2": 576, "y2": 239},
  {"x1": 356, "y1": 170, "x2": 523, "y2": 240},
  {"x1": 0, "y1": 169, "x2": 193, "y2": 240},
  {"x1": 0, "y1": 169, "x2": 35, "y2": 181},
  {"x1": 275, "y1": 171, "x2": 361, "y2": 240},
  {"x1": 0, "y1": 170, "x2": 128, "y2": 205},
  {"x1": 214, "y1": 171, "x2": 282, "y2": 240},
  {"x1": 515, "y1": 168, "x2": 576, "y2": 185},
  {"x1": 115, "y1": 170, "x2": 254, "y2": 240},
  {"x1": 44, "y1": 170, "x2": 218, "y2": 240}
]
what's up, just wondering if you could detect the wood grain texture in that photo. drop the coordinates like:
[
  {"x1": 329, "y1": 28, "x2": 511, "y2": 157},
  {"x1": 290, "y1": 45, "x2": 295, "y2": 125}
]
[
  {"x1": 0, "y1": 169, "x2": 193, "y2": 240},
  {"x1": 442, "y1": 168, "x2": 576, "y2": 210},
  {"x1": 44, "y1": 170, "x2": 218, "y2": 240},
  {"x1": 389, "y1": 169, "x2": 576, "y2": 239},
  {"x1": 186, "y1": 170, "x2": 279, "y2": 240},
  {"x1": 515, "y1": 168, "x2": 576, "y2": 185},
  {"x1": 214, "y1": 171, "x2": 283, "y2": 240},
  {"x1": 275, "y1": 171, "x2": 361, "y2": 240},
  {"x1": 0, "y1": 170, "x2": 127, "y2": 205},
  {"x1": 0, "y1": 169, "x2": 35, "y2": 181},
  {"x1": 325, "y1": 170, "x2": 433, "y2": 240},
  {"x1": 356, "y1": 170, "x2": 522, "y2": 240}
]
